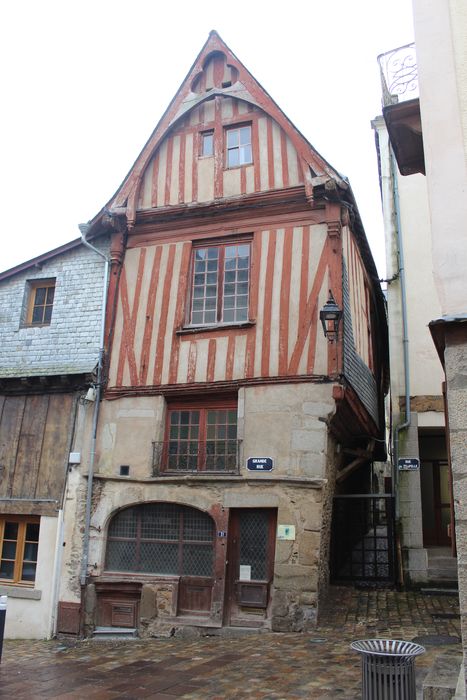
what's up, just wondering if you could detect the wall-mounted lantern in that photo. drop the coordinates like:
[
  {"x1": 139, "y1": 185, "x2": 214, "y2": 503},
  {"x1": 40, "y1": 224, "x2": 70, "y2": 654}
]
[{"x1": 320, "y1": 291, "x2": 342, "y2": 342}]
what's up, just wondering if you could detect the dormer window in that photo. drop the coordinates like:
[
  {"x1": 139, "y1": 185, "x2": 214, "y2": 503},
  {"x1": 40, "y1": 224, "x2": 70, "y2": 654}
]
[
  {"x1": 226, "y1": 125, "x2": 252, "y2": 168},
  {"x1": 25, "y1": 279, "x2": 56, "y2": 326}
]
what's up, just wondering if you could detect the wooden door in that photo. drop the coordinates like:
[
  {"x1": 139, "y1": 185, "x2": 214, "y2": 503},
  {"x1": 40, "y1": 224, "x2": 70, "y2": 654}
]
[{"x1": 225, "y1": 508, "x2": 276, "y2": 627}]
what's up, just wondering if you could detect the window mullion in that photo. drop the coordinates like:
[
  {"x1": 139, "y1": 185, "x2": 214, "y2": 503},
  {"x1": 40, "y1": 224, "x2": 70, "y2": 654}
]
[
  {"x1": 135, "y1": 512, "x2": 142, "y2": 572},
  {"x1": 178, "y1": 510, "x2": 184, "y2": 575},
  {"x1": 217, "y1": 246, "x2": 225, "y2": 322},
  {"x1": 199, "y1": 410, "x2": 207, "y2": 471},
  {"x1": 15, "y1": 522, "x2": 26, "y2": 584}
]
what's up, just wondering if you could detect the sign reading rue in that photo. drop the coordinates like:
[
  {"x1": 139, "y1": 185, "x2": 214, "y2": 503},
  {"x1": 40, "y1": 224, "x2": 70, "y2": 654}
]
[
  {"x1": 398, "y1": 457, "x2": 420, "y2": 471},
  {"x1": 246, "y1": 457, "x2": 274, "y2": 471}
]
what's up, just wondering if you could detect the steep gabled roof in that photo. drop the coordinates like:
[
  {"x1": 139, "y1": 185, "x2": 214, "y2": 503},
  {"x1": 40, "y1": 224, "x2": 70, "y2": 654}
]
[{"x1": 87, "y1": 30, "x2": 346, "y2": 232}]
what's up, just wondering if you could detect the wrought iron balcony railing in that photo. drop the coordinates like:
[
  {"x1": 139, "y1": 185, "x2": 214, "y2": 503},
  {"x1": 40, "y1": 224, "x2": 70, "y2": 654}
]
[
  {"x1": 378, "y1": 42, "x2": 418, "y2": 108},
  {"x1": 152, "y1": 440, "x2": 241, "y2": 476}
]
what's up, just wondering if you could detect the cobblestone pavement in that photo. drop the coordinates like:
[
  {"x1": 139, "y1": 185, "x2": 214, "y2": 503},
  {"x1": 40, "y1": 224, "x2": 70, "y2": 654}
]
[{"x1": 0, "y1": 587, "x2": 462, "y2": 699}]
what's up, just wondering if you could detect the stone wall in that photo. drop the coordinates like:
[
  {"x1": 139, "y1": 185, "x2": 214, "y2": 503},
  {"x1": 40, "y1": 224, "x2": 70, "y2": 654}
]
[{"x1": 444, "y1": 326, "x2": 467, "y2": 693}]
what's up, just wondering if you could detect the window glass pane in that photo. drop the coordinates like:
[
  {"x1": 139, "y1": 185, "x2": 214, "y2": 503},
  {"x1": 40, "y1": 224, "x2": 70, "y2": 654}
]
[
  {"x1": 240, "y1": 145, "x2": 252, "y2": 164},
  {"x1": 240, "y1": 126, "x2": 251, "y2": 145},
  {"x1": 183, "y1": 509, "x2": 214, "y2": 541},
  {"x1": 1, "y1": 542, "x2": 16, "y2": 559},
  {"x1": 140, "y1": 542, "x2": 178, "y2": 574},
  {"x1": 207, "y1": 259, "x2": 218, "y2": 272},
  {"x1": 223, "y1": 309, "x2": 234, "y2": 322},
  {"x1": 106, "y1": 541, "x2": 137, "y2": 571},
  {"x1": 204, "y1": 310, "x2": 216, "y2": 323},
  {"x1": 46, "y1": 286, "x2": 55, "y2": 304},
  {"x1": 32, "y1": 307, "x2": 44, "y2": 324},
  {"x1": 34, "y1": 287, "x2": 47, "y2": 305},
  {"x1": 236, "y1": 308, "x2": 248, "y2": 322},
  {"x1": 183, "y1": 544, "x2": 213, "y2": 576},
  {"x1": 227, "y1": 130, "x2": 238, "y2": 148},
  {"x1": 0, "y1": 561, "x2": 14, "y2": 579},
  {"x1": 191, "y1": 311, "x2": 203, "y2": 324},
  {"x1": 108, "y1": 509, "x2": 137, "y2": 538},
  {"x1": 21, "y1": 563, "x2": 36, "y2": 582},
  {"x1": 4, "y1": 522, "x2": 18, "y2": 540},
  {"x1": 26, "y1": 523, "x2": 40, "y2": 541},
  {"x1": 202, "y1": 132, "x2": 213, "y2": 156},
  {"x1": 228, "y1": 149, "x2": 239, "y2": 167},
  {"x1": 239, "y1": 510, "x2": 269, "y2": 580},
  {"x1": 195, "y1": 249, "x2": 206, "y2": 261},
  {"x1": 43, "y1": 306, "x2": 53, "y2": 323}
]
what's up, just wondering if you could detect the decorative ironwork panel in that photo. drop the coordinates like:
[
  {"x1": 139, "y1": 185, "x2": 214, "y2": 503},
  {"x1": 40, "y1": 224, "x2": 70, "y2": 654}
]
[
  {"x1": 378, "y1": 43, "x2": 418, "y2": 107},
  {"x1": 239, "y1": 510, "x2": 269, "y2": 580},
  {"x1": 331, "y1": 495, "x2": 395, "y2": 583}
]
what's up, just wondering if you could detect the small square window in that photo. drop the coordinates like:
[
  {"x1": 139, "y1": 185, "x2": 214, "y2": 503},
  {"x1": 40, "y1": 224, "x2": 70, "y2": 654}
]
[
  {"x1": 25, "y1": 279, "x2": 56, "y2": 326},
  {"x1": 200, "y1": 131, "x2": 214, "y2": 157},
  {"x1": 0, "y1": 516, "x2": 40, "y2": 586},
  {"x1": 226, "y1": 124, "x2": 252, "y2": 168}
]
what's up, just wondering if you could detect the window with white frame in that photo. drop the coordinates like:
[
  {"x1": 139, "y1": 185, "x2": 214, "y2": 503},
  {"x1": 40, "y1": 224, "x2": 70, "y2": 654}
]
[
  {"x1": 190, "y1": 241, "x2": 250, "y2": 325},
  {"x1": 226, "y1": 124, "x2": 252, "y2": 168}
]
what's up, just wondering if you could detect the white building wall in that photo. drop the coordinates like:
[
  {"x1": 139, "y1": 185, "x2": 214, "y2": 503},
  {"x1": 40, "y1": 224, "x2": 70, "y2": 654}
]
[{"x1": 0, "y1": 516, "x2": 59, "y2": 639}]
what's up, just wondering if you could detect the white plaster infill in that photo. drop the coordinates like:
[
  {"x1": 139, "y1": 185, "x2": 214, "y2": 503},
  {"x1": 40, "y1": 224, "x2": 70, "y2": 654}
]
[{"x1": 90, "y1": 473, "x2": 327, "y2": 489}]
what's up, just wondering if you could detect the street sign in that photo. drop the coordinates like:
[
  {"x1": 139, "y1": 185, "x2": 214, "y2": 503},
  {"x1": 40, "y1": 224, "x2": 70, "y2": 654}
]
[
  {"x1": 398, "y1": 457, "x2": 420, "y2": 471},
  {"x1": 246, "y1": 457, "x2": 274, "y2": 471}
]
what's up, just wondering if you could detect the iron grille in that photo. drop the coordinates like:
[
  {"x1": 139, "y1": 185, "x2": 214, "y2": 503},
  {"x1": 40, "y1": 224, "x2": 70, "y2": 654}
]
[
  {"x1": 152, "y1": 440, "x2": 241, "y2": 475},
  {"x1": 331, "y1": 495, "x2": 396, "y2": 584}
]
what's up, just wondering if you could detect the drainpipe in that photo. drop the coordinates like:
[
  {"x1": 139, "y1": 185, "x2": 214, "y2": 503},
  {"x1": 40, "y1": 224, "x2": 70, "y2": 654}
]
[
  {"x1": 79, "y1": 224, "x2": 110, "y2": 586},
  {"x1": 390, "y1": 150, "x2": 411, "y2": 520}
]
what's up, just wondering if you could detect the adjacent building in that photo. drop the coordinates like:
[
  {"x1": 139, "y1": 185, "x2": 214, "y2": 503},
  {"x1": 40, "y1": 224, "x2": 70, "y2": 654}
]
[
  {"x1": 56, "y1": 31, "x2": 388, "y2": 636},
  {"x1": 379, "y1": 0, "x2": 467, "y2": 694},
  {"x1": 373, "y1": 44, "x2": 454, "y2": 586},
  {"x1": 0, "y1": 237, "x2": 108, "y2": 638}
]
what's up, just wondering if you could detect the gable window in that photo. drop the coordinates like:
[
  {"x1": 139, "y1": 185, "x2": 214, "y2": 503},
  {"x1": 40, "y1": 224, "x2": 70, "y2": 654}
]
[
  {"x1": 26, "y1": 279, "x2": 55, "y2": 325},
  {"x1": 163, "y1": 400, "x2": 238, "y2": 473},
  {"x1": 0, "y1": 516, "x2": 40, "y2": 585},
  {"x1": 190, "y1": 241, "x2": 250, "y2": 326},
  {"x1": 200, "y1": 130, "x2": 214, "y2": 157},
  {"x1": 226, "y1": 124, "x2": 252, "y2": 168},
  {"x1": 105, "y1": 503, "x2": 214, "y2": 577}
]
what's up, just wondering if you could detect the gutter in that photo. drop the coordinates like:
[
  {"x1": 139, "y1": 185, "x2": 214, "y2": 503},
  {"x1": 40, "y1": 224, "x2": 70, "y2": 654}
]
[
  {"x1": 78, "y1": 224, "x2": 110, "y2": 586},
  {"x1": 390, "y1": 151, "x2": 411, "y2": 518}
]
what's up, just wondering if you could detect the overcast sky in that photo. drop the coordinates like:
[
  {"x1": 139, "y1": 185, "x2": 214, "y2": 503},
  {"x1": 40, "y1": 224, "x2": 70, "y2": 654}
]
[{"x1": 0, "y1": 0, "x2": 414, "y2": 276}]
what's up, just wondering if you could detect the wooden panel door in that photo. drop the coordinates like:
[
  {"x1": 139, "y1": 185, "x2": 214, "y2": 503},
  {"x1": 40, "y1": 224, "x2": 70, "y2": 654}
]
[{"x1": 225, "y1": 508, "x2": 276, "y2": 627}]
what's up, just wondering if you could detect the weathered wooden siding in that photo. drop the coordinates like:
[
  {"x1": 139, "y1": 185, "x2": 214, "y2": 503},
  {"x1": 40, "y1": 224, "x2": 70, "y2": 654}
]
[
  {"x1": 343, "y1": 227, "x2": 373, "y2": 369},
  {"x1": 136, "y1": 99, "x2": 303, "y2": 209},
  {"x1": 0, "y1": 393, "x2": 76, "y2": 513},
  {"x1": 108, "y1": 225, "x2": 334, "y2": 388}
]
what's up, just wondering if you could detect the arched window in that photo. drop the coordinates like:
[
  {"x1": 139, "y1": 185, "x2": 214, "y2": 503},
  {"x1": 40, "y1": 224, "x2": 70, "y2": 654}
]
[{"x1": 105, "y1": 503, "x2": 214, "y2": 577}]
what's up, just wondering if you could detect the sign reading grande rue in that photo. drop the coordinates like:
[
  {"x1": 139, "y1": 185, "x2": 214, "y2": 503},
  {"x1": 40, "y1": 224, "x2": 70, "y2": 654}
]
[{"x1": 246, "y1": 457, "x2": 274, "y2": 471}]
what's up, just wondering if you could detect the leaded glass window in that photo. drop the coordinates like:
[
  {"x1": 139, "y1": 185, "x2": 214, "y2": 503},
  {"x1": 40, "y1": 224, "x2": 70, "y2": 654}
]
[{"x1": 105, "y1": 504, "x2": 215, "y2": 577}]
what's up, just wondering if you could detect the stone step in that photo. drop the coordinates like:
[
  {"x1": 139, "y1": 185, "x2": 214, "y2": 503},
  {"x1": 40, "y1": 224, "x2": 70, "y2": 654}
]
[{"x1": 92, "y1": 626, "x2": 138, "y2": 639}]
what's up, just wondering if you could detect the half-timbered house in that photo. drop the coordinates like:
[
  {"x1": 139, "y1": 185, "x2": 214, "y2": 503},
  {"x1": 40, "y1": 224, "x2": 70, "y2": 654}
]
[{"x1": 58, "y1": 31, "x2": 388, "y2": 636}]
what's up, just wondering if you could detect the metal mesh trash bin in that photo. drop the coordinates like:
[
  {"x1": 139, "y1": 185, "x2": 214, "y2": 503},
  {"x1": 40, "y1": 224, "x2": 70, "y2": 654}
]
[{"x1": 350, "y1": 639, "x2": 425, "y2": 700}]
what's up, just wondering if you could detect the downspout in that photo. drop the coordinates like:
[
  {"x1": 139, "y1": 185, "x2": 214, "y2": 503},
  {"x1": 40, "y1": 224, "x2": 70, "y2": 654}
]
[
  {"x1": 390, "y1": 150, "x2": 411, "y2": 520},
  {"x1": 79, "y1": 224, "x2": 110, "y2": 586}
]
